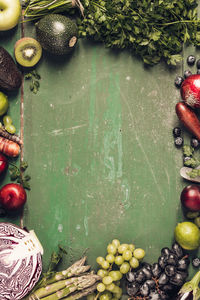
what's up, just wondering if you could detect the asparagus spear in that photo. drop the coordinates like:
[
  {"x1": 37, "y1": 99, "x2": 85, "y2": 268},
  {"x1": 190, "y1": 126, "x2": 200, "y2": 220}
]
[
  {"x1": 42, "y1": 257, "x2": 90, "y2": 286},
  {"x1": 62, "y1": 283, "x2": 98, "y2": 300},
  {"x1": 29, "y1": 274, "x2": 101, "y2": 300}
]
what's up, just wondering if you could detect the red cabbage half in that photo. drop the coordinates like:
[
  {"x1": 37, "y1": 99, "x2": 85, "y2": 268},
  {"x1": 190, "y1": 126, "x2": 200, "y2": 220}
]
[{"x1": 0, "y1": 222, "x2": 43, "y2": 300}]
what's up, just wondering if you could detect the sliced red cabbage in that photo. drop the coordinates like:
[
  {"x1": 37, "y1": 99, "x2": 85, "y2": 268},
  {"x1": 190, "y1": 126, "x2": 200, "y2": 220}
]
[{"x1": 0, "y1": 222, "x2": 43, "y2": 300}]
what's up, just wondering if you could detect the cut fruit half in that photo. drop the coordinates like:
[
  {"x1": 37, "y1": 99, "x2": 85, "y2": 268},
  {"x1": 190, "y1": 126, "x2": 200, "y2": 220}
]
[{"x1": 14, "y1": 37, "x2": 42, "y2": 67}]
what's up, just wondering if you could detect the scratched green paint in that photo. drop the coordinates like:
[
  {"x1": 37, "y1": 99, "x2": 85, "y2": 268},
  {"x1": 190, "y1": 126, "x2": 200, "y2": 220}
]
[{"x1": 1, "y1": 22, "x2": 199, "y2": 279}]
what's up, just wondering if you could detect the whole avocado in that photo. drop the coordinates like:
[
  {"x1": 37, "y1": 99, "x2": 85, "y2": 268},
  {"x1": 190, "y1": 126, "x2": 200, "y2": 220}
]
[
  {"x1": 0, "y1": 47, "x2": 22, "y2": 91},
  {"x1": 36, "y1": 14, "x2": 78, "y2": 55}
]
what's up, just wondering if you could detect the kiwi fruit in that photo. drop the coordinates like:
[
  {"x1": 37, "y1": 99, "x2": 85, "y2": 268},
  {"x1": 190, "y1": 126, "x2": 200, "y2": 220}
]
[{"x1": 14, "y1": 37, "x2": 42, "y2": 67}]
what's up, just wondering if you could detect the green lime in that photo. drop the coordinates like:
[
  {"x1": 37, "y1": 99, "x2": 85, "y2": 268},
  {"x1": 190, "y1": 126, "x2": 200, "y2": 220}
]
[
  {"x1": 174, "y1": 221, "x2": 200, "y2": 250},
  {"x1": 0, "y1": 92, "x2": 8, "y2": 116}
]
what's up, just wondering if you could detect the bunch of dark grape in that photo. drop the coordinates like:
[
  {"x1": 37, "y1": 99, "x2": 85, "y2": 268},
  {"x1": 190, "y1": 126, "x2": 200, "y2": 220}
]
[{"x1": 126, "y1": 242, "x2": 190, "y2": 300}]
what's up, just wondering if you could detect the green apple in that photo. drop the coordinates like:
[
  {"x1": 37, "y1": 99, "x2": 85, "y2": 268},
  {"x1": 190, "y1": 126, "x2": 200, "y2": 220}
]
[
  {"x1": 0, "y1": 0, "x2": 21, "y2": 31},
  {"x1": 0, "y1": 92, "x2": 8, "y2": 116}
]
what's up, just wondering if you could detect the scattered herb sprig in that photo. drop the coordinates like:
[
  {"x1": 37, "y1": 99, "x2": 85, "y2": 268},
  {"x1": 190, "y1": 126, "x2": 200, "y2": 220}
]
[
  {"x1": 9, "y1": 161, "x2": 31, "y2": 190},
  {"x1": 77, "y1": 0, "x2": 200, "y2": 65},
  {"x1": 24, "y1": 70, "x2": 41, "y2": 94}
]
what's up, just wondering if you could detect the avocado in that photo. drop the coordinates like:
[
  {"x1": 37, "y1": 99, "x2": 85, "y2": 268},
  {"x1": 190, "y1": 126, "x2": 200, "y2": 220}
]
[
  {"x1": 0, "y1": 46, "x2": 22, "y2": 92},
  {"x1": 36, "y1": 14, "x2": 78, "y2": 55}
]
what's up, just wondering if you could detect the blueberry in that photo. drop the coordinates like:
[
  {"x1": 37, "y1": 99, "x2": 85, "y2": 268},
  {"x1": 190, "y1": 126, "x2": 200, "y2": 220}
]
[
  {"x1": 174, "y1": 76, "x2": 184, "y2": 88},
  {"x1": 184, "y1": 70, "x2": 192, "y2": 78},
  {"x1": 158, "y1": 256, "x2": 167, "y2": 269},
  {"x1": 192, "y1": 257, "x2": 200, "y2": 268},
  {"x1": 174, "y1": 136, "x2": 184, "y2": 147},
  {"x1": 173, "y1": 127, "x2": 181, "y2": 137},
  {"x1": 191, "y1": 137, "x2": 200, "y2": 149},
  {"x1": 187, "y1": 55, "x2": 196, "y2": 66},
  {"x1": 197, "y1": 59, "x2": 200, "y2": 69}
]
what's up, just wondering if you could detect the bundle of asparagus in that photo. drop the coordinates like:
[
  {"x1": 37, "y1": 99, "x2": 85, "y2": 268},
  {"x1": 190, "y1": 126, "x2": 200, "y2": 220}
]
[{"x1": 26, "y1": 256, "x2": 101, "y2": 300}]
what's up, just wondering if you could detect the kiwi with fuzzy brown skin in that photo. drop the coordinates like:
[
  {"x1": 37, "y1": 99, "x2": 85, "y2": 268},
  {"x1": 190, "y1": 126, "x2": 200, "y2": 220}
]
[{"x1": 14, "y1": 37, "x2": 42, "y2": 67}]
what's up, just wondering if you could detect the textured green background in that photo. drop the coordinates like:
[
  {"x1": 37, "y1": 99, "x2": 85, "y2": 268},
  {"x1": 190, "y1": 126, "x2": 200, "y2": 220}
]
[{"x1": 0, "y1": 15, "x2": 199, "y2": 282}]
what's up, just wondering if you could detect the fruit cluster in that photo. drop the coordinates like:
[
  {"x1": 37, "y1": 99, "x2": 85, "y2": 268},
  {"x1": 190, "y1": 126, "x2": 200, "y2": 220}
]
[
  {"x1": 93, "y1": 239, "x2": 145, "y2": 300},
  {"x1": 126, "y1": 242, "x2": 190, "y2": 300}
]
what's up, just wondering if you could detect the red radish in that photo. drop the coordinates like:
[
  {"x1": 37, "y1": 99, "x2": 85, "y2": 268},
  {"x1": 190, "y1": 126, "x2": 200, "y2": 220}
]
[
  {"x1": 181, "y1": 185, "x2": 200, "y2": 212},
  {"x1": 0, "y1": 153, "x2": 7, "y2": 175},
  {"x1": 181, "y1": 74, "x2": 200, "y2": 108},
  {"x1": 175, "y1": 102, "x2": 200, "y2": 140},
  {"x1": 0, "y1": 183, "x2": 26, "y2": 211}
]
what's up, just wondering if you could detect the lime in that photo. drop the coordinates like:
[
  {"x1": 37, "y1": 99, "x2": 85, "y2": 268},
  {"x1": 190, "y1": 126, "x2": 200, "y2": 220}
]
[
  {"x1": 174, "y1": 221, "x2": 200, "y2": 250},
  {"x1": 0, "y1": 92, "x2": 8, "y2": 116}
]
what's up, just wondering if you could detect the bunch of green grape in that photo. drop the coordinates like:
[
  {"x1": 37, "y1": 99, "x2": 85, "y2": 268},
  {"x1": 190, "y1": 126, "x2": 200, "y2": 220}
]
[
  {"x1": 88, "y1": 239, "x2": 146, "y2": 300},
  {"x1": 0, "y1": 115, "x2": 16, "y2": 134}
]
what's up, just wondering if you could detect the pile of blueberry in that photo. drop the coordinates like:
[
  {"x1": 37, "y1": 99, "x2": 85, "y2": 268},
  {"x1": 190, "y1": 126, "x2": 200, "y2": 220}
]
[
  {"x1": 174, "y1": 55, "x2": 200, "y2": 88},
  {"x1": 172, "y1": 126, "x2": 200, "y2": 149},
  {"x1": 126, "y1": 242, "x2": 190, "y2": 300}
]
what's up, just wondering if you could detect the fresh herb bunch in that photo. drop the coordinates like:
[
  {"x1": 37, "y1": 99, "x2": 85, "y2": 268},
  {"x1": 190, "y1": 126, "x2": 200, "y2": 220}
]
[
  {"x1": 77, "y1": 0, "x2": 200, "y2": 65},
  {"x1": 24, "y1": 70, "x2": 41, "y2": 94},
  {"x1": 9, "y1": 161, "x2": 31, "y2": 190}
]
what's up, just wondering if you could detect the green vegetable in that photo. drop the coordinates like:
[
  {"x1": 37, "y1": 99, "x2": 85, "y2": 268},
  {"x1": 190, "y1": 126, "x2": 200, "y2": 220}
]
[
  {"x1": 177, "y1": 271, "x2": 200, "y2": 300},
  {"x1": 35, "y1": 14, "x2": 78, "y2": 55},
  {"x1": 183, "y1": 145, "x2": 194, "y2": 157},
  {"x1": 187, "y1": 168, "x2": 200, "y2": 178},
  {"x1": 25, "y1": 70, "x2": 41, "y2": 94},
  {"x1": 23, "y1": 0, "x2": 84, "y2": 20},
  {"x1": 77, "y1": 0, "x2": 200, "y2": 65},
  {"x1": 184, "y1": 158, "x2": 199, "y2": 168},
  {"x1": 27, "y1": 255, "x2": 101, "y2": 300},
  {"x1": 9, "y1": 161, "x2": 31, "y2": 190}
]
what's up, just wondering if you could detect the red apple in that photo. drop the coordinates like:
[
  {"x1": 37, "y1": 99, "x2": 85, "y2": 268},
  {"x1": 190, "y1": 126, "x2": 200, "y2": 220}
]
[
  {"x1": 181, "y1": 185, "x2": 200, "y2": 212},
  {"x1": 0, "y1": 153, "x2": 8, "y2": 175},
  {"x1": 0, "y1": 183, "x2": 26, "y2": 211}
]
